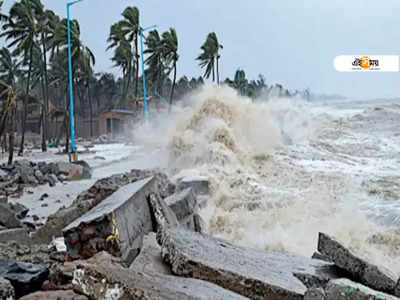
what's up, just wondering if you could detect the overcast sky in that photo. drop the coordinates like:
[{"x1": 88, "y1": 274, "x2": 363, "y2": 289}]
[{"x1": 2, "y1": 0, "x2": 400, "y2": 99}]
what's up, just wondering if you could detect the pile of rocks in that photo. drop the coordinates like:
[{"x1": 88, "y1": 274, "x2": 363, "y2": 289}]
[
  {"x1": 0, "y1": 160, "x2": 92, "y2": 198},
  {"x1": 2, "y1": 169, "x2": 399, "y2": 299}
]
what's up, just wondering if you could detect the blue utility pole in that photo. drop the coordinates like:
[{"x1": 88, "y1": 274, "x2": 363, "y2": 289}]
[
  {"x1": 139, "y1": 25, "x2": 156, "y2": 119},
  {"x1": 67, "y1": 0, "x2": 82, "y2": 162}
]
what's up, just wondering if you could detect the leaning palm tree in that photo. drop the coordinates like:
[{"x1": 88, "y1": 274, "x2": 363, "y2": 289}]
[
  {"x1": 161, "y1": 28, "x2": 178, "y2": 110},
  {"x1": 144, "y1": 29, "x2": 165, "y2": 95},
  {"x1": 107, "y1": 21, "x2": 133, "y2": 106},
  {"x1": 1, "y1": 0, "x2": 43, "y2": 155},
  {"x1": 196, "y1": 32, "x2": 223, "y2": 84},
  {"x1": 119, "y1": 6, "x2": 140, "y2": 105}
]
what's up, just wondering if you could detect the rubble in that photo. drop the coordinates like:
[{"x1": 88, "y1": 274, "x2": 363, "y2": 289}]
[
  {"x1": 0, "y1": 160, "x2": 93, "y2": 199},
  {"x1": 0, "y1": 202, "x2": 22, "y2": 228},
  {"x1": 19, "y1": 290, "x2": 88, "y2": 300},
  {"x1": 72, "y1": 251, "x2": 248, "y2": 300},
  {"x1": 0, "y1": 260, "x2": 49, "y2": 298},
  {"x1": 0, "y1": 228, "x2": 30, "y2": 244},
  {"x1": 159, "y1": 227, "x2": 338, "y2": 299},
  {"x1": 63, "y1": 177, "x2": 157, "y2": 265},
  {"x1": 0, "y1": 277, "x2": 15, "y2": 300},
  {"x1": 324, "y1": 278, "x2": 399, "y2": 300},
  {"x1": 318, "y1": 232, "x2": 400, "y2": 296}
]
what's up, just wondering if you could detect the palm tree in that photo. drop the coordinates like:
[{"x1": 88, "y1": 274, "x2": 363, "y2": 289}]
[
  {"x1": 119, "y1": 6, "x2": 140, "y2": 106},
  {"x1": 197, "y1": 32, "x2": 223, "y2": 84},
  {"x1": 144, "y1": 29, "x2": 165, "y2": 95},
  {"x1": 0, "y1": 0, "x2": 8, "y2": 23},
  {"x1": 107, "y1": 21, "x2": 133, "y2": 106},
  {"x1": 0, "y1": 81, "x2": 17, "y2": 165},
  {"x1": 161, "y1": 28, "x2": 178, "y2": 110},
  {"x1": 1, "y1": 0, "x2": 43, "y2": 156}
]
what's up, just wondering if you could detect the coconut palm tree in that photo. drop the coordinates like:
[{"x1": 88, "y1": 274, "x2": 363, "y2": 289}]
[
  {"x1": 119, "y1": 6, "x2": 140, "y2": 105},
  {"x1": 1, "y1": 0, "x2": 43, "y2": 155},
  {"x1": 0, "y1": 81, "x2": 17, "y2": 164},
  {"x1": 107, "y1": 21, "x2": 133, "y2": 106},
  {"x1": 161, "y1": 28, "x2": 178, "y2": 110},
  {"x1": 197, "y1": 32, "x2": 223, "y2": 84},
  {"x1": 144, "y1": 29, "x2": 165, "y2": 95}
]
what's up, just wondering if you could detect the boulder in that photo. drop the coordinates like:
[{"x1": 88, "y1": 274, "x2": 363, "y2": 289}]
[
  {"x1": 318, "y1": 232, "x2": 399, "y2": 296},
  {"x1": 44, "y1": 174, "x2": 57, "y2": 187},
  {"x1": 20, "y1": 290, "x2": 88, "y2": 300},
  {"x1": 0, "y1": 260, "x2": 49, "y2": 298},
  {"x1": 304, "y1": 287, "x2": 326, "y2": 300},
  {"x1": 9, "y1": 202, "x2": 29, "y2": 219},
  {"x1": 73, "y1": 251, "x2": 248, "y2": 300},
  {"x1": 0, "y1": 203, "x2": 22, "y2": 228},
  {"x1": 72, "y1": 161, "x2": 91, "y2": 179},
  {"x1": 0, "y1": 228, "x2": 30, "y2": 245},
  {"x1": 0, "y1": 277, "x2": 15, "y2": 300},
  {"x1": 324, "y1": 278, "x2": 400, "y2": 300},
  {"x1": 63, "y1": 177, "x2": 156, "y2": 265},
  {"x1": 159, "y1": 227, "x2": 338, "y2": 300},
  {"x1": 34, "y1": 170, "x2": 44, "y2": 184}
]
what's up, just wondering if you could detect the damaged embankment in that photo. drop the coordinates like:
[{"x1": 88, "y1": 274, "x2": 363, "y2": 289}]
[{"x1": 1, "y1": 169, "x2": 400, "y2": 299}]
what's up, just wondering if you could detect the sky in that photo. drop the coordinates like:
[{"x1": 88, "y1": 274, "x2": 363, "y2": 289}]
[{"x1": 2, "y1": 0, "x2": 400, "y2": 99}]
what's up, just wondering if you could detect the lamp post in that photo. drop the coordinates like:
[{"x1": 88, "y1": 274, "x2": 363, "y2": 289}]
[
  {"x1": 139, "y1": 25, "x2": 156, "y2": 119},
  {"x1": 67, "y1": 0, "x2": 82, "y2": 162}
]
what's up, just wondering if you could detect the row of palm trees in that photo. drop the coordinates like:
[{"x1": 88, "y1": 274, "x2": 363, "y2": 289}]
[{"x1": 0, "y1": 1, "x2": 225, "y2": 163}]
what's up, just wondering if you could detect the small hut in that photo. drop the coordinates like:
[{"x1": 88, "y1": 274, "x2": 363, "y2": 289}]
[{"x1": 99, "y1": 109, "x2": 135, "y2": 137}]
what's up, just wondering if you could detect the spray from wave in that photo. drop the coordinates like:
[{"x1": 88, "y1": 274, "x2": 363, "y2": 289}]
[{"x1": 133, "y1": 85, "x2": 400, "y2": 274}]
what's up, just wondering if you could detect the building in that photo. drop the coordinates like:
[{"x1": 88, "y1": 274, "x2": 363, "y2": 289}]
[{"x1": 99, "y1": 109, "x2": 135, "y2": 136}]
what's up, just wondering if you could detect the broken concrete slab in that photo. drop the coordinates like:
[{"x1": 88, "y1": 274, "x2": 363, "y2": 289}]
[
  {"x1": 193, "y1": 213, "x2": 206, "y2": 233},
  {"x1": 324, "y1": 278, "x2": 400, "y2": 300},
  {"x1": 0, "y1": 260, "x2": 49, "y2": 298},
  {"x1": 159, "y1": 227, "x2": 337, "y2": 300},
  {"x1": 130, "y1": 233, "x2": 172, "y2": 275},
  {"x1": 165, "y1": 188, "x2": 197, "y2": 221},
  {"x1": 148, "y1": 192, "x2": 179, "y2": 233},
  {"x1": 0, "y1": 228, "x2": 30, "y2": 245},
  {"x1": 177, "y1": 176, "x2": 210, "y2": 196},
  {"x1": 0, "y1": 277, "x2": 15, "y2": 300},
  {"x1": 73, "y1": 251, "x2": 249, "y2": 300},
  {"x1": 20, "y1": 290, "x2": 88, "y2": 300},
  {"x1": 318, "y1": 232, "x2": 399, "y2": 296},
  {"x1": 63, "y1": 176, "x2": 156, "y2": 265}
]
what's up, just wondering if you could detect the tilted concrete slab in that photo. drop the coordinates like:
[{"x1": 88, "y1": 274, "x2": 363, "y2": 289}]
[
  {"x1": 73, "y1": 252, "x2": 249, "y2": 300},
  {"x1": 159, "y1": 227, "x2": 338, "y2": 300},
  {"x1": 63, "y1": 177, "x2": 156, "y2": 265},
  {"x1": 165, "y1": 188, "x2": 197, "y2": 221},
  {"x1": 318, "y1": 232, "x2": 399, "y2": 297},
  {"x1": 325, "y1": 278, "x2": 400, "y2": 300}
]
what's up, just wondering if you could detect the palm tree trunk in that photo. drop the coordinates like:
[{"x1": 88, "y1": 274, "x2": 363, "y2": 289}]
[
  {"x1": 8, "y1": 107, "x2": 15, "y2": 165},
  {"x1": 41, "y1": 32, "x2": 49, "y2": 149},
  {"x1": 18, "y1": 43, "x2": 34, "y2": 156},
  {"x1": 87, "y1": 76, "x2": 93, "y2": 137},
  {"x1": 169, "y1": 61, "x2": 177, "y2": 113},
  {"x1": 40, "y1": 74, "x2": 47, "y2": 152},
  {"x1": 216, "y1": 56, "x2": 220, "y2": 85},
  {"x1": 125, "y1": 62, "x2": 132, "y2": 106},
  {"x1": 212, "y1": 60, "x2": 215, "y2": 83},
  {"x1": 134, "y1": 34, "x2": 139, "y2": 108}
]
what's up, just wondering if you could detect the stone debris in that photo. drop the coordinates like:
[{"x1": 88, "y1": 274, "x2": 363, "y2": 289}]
[
  {"x1": 318, "y1": 232, "x2": 399, "y2": 296},
  {"x1": 0, "y1": 202, "x2": 22, "y2": 228},
  {"x1": 0, "y1": 277, "x2": 15, "y2": 300},
  {"x1": 72, "y1": 251, "x2": 249, "y2": 300},
  {"x1": 0, "y1": 260, "x2": 49, "y2": 298},
  {"x1": 0, "y1": 160, "x2": 92, "y2": 199},
  {"x1": 19, "y1": 290, "x2": 88, "y2": 300},
  {"x1": 63, "y1": 177, "x2": 156, "y2": 265},
  {"x1": 159, "y1": 227, "x2": 338, "y2": 300},
  {"x1": 0, "y1": 228, "x2": 30, "y2": 244},
  {"x1": 324, "y1": 278, "x2": 400, "y2": 300}
]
